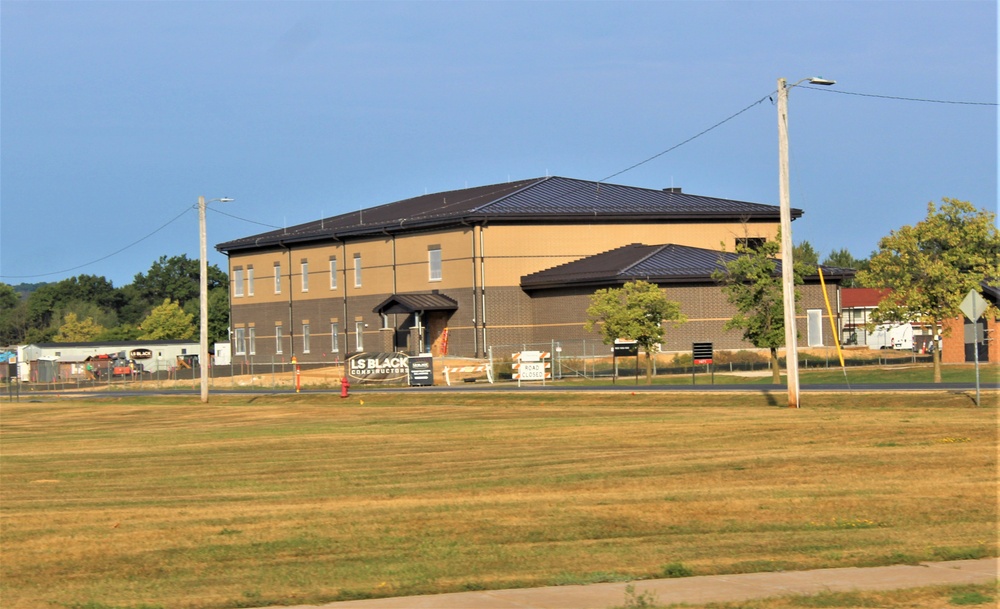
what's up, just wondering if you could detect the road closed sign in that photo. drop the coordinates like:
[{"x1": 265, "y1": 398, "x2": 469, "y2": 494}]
[{"x1": 518, "y1": 362, "x2": 546, "y2": 381}]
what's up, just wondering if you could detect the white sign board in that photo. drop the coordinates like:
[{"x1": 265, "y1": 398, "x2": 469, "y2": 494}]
[
  {"x1": 519, "y1": 350, "x2": 542, "y2": 362},
  {"x1": 518, "y1": 362, "x2": 546, "y2": 381},
  {"x1": 959, "y1": 290, "x2": 989, "y2": 322}
]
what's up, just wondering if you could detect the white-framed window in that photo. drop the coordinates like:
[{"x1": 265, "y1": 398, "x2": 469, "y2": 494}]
[
  {"x1": 301, "y1": 261, "x2": 309, "y2": 292},
  {"x1": 247, "y1": 266, "x2": 254, "y2": 296},
  {"x1": 329, "y1": 257, "x2": 337, "y2": 290},
  {"x1": 353, "y1": 253, "x2": 362, "y2": 287},
  {"x1": 275, "y1": 325, "x2": 283, "y2": 354},
  {"x1": 248, "y1": 327, "x2": 256, "y2": 355},
  {"x1": 428, "y1": 246, "x2": 442, "y2": 281},
  {"x1": 331, "y1": 322, "x2": 340, "y2": 353},
  {"x1": 233, "y1": 268, "x2": 244, "y2": 297},
  {"x1": 302, "y1": 324, "x2": 311, "y2": 353},
  {"x1": 234, "y1": 327, "x2": 246, "y2": 355},
  {"x1": 274, "y1": 263, "x2": 282, "y2": 294},
  {"x1": 355, "y1": 321, "x2": 364, "y2": 351},
  {"x1": 807, "y1": 309, "x2": 824, "y2": 347}
]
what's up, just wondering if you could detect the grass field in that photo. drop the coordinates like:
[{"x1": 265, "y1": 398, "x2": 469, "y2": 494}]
[{"x1": 1, "y1": 391, "x2": 996, "y2": 609}]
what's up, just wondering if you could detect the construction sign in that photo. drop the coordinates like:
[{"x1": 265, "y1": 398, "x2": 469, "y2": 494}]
[{"x1": 512, "y1": 351, "x2": 551, "y2": 386}]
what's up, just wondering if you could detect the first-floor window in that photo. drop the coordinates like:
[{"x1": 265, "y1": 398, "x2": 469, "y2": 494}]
[
  {"x1": 331, "y1": 323, "x2": 340, "y2": 353},
  {"x1": 275, "y1": 325, "x2": 284, "y2": 354},
  {"x1": 234, "y1": 328, "x2": 246, "y2": 355},
  {"x1": 355, "y1": 321, "x2": 364, "y2": 351},
  {"x1": 248, "y1": 327, "x2": 256, "y2": 355},
  {"x1": 302, "y1": 324, "x2": 311, "y2": 353},
  {"x1": 807, "y1": 309, "x2": 824, "y2": 347}
]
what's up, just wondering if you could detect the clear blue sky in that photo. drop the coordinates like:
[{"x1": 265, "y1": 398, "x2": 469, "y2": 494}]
[{"x1": 1, "y1": 1, "x2": 996, "y2": 287}]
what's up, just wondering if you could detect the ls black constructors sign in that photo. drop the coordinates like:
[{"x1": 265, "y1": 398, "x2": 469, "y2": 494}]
[{"x1": 693, "y1": 342, "x2": 713, "y2": 365}]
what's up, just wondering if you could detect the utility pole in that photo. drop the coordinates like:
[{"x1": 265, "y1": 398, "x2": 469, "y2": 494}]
[
  {"x1": 199, "y1": 196, "x2": 209, "y2": 403},
  {"x1": 199, "y1": 196, "x2": 234, "y2": 404},
  {"x1": 776, "y1": 76, "x2": 836, "y2": 408},
  {"x1": 776, "y1": 78, "x2": 800, "y2": 409}
]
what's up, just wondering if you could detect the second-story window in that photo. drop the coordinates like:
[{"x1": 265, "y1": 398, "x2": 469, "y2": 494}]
[
  {"x1": 429, "y1": 246, "x2": 442, "y2": 281},
  {"x1": 274, "y1": 262, "x2": 282, "y2": 294},
  {"x1": 233, "y1": 268, "x2": 244, "y2": 297},
  {"x1": 247, "y1": 266, "x2": 254, "y2": 296},
  {"x1": 329, "y1": 257, "x2": 337, "y2": 290},
  {"x1": 301, "y1": 260, "x2": 309, "y2": 292},
  {"x1": 353, "y1": 253, "x2": 362, "y2": 287}
]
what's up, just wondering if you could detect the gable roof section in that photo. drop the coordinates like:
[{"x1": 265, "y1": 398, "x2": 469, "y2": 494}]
[
  {"x1": 520, "y1": 243, "x2": 854, "y2": 290},
  {"x1": 218, "y1": 177, "x2": 798, "y2": 253}
]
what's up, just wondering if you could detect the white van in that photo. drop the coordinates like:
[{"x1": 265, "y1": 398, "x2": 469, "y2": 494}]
[{"x1": 868, "y1": 323, "x2": 914, "y2": 350}]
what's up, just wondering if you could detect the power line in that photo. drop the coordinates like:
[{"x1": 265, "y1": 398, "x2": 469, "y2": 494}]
[
  {"x1": 600, "y1": 92, "x2": 774, "y2": 183},
  {"x1": 0, "y1": 205, "x2": 194, "y2": 280},
  {"x1": 209, "y1": 207, "x2": 282, "y2": 229},
  {"x1": 801, "y1": 85, "x2": 997, "y2": 106}
]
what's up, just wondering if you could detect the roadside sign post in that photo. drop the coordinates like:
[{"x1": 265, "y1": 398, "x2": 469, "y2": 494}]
[
  {"x1": 692, "y1": 342, "x2": 714, "y2": 386},
  {"x1": 959, "y1": 290, "x2": 989, "y2": 407},
  {"x1": 613, "y1": 340, "x2": 639, "y2": 385}
]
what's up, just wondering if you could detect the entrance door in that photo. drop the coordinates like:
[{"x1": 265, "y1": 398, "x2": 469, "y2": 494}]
[{"x1": 964, "y1": 317, "x2": 988, "y2": 362}]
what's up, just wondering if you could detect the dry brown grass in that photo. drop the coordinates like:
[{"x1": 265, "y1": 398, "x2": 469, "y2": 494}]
[{"x1": 0, "y1": 392, "x2": 996, "y2": 609}]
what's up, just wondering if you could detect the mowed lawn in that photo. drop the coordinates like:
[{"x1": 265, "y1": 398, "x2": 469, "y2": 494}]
[{"x1": 1, "y1": 392, "x2": 996, "y2": 609}]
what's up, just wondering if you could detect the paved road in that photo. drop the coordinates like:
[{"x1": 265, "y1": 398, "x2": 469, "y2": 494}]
[
  {"x1": 257, "y1": 558, "x2": 997, "y2": 609},
  {"x1": 11, "y1": 381, "x2": 1000, "y2": 400}
]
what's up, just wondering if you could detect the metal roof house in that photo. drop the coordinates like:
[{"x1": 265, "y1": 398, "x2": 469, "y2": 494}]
[{"x1": 217, "y1": 176, "x2": 846, "y2": 360}]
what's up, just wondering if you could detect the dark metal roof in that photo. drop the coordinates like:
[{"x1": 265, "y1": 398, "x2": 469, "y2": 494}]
[
  {"x1": 218, "y1": 177, "x2": 798, "y2": 253},
  {"x1": 373, "y1": 292, "x2": 459, "y2": 315},
  {"x1": 981, "y1": 282, "x2": 1000, "y2": 306},
  {"x1": 520, "y1": 243, "x2": 854, "y2": 290}
]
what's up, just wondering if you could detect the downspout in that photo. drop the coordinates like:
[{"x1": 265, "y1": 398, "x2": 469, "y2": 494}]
[
  {"x1": 281, "y1": 242, "x2": 295, "y2": 360},
  {"x1": 463, "y1": 219, "x2": 479, "y2": 357},
  {"x1": 387, "y1": 229, "x2": 397, "y2": 349},
  {"x1": 224, "y1": 251, "x2": 234, "y2": 366},
  {"x1": 478, "y1": 222, "x2": 489, "y2": 352},
  {"x1": 341, "y1": 240, "x2": 349, "y2": 353}
]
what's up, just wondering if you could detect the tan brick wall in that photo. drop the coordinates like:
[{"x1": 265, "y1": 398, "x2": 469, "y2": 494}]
[{"x1": 225, "y1": 218, "x2": 849, "y2": 360}]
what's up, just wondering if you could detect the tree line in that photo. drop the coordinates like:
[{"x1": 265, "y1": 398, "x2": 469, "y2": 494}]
[{"x1": 0, "y1": 255, "x2": 229, "y2": 346}]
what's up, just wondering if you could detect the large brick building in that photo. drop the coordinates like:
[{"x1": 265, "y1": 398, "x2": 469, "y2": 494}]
[{"x1": 216, "y1": 176, "x2": 852, "y2": 362}]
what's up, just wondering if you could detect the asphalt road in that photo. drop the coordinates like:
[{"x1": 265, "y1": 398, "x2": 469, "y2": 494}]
[{"x1": 7, "y1": 381, "x2": 999, "y2": 400}]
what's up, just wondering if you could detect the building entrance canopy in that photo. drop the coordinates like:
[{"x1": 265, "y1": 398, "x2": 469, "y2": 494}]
[{"x1": 373, "y1": 292, "x2": 458, "y2": 316}]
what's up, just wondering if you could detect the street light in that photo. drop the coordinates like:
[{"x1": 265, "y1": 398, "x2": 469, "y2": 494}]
[
  {"x1": 199, "y1": 195, "x2": 234, "y2": 403},
  {"x1": 777, "y1": 76, "x2": 835, "y2": 409}
]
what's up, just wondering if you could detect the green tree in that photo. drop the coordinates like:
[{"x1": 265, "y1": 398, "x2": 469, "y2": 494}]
[
  {"x1": 793, "y1": 241, "x2": 819, "y2": 270},
  {"x1": 138, "y1": 299, "x2": 196, "y2": 340},
  {"x1": 584, "y1": 280, "x2": 686, "y2": 384},
  {"x1": 132, "y1": 255, "x2": 227, "y2": 311},
  {"x1": 96, "y1": 324, "x2": 143, "y2": 341},
  {"x1": 0, "y1": 283, "x2": 26, "y2": 345},
  {"x1": 857, "y1": 199, "x2": 1000, "y2": 383},
  {"x1": 54, "y1": 312, "x2": 105, "y2": 342},
  {"x1": 712, "y1": 238, "x2": 808, "y2": 385},
  {"x1": 822, "y1": 249, "x2": 867, "y2": 287}
]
